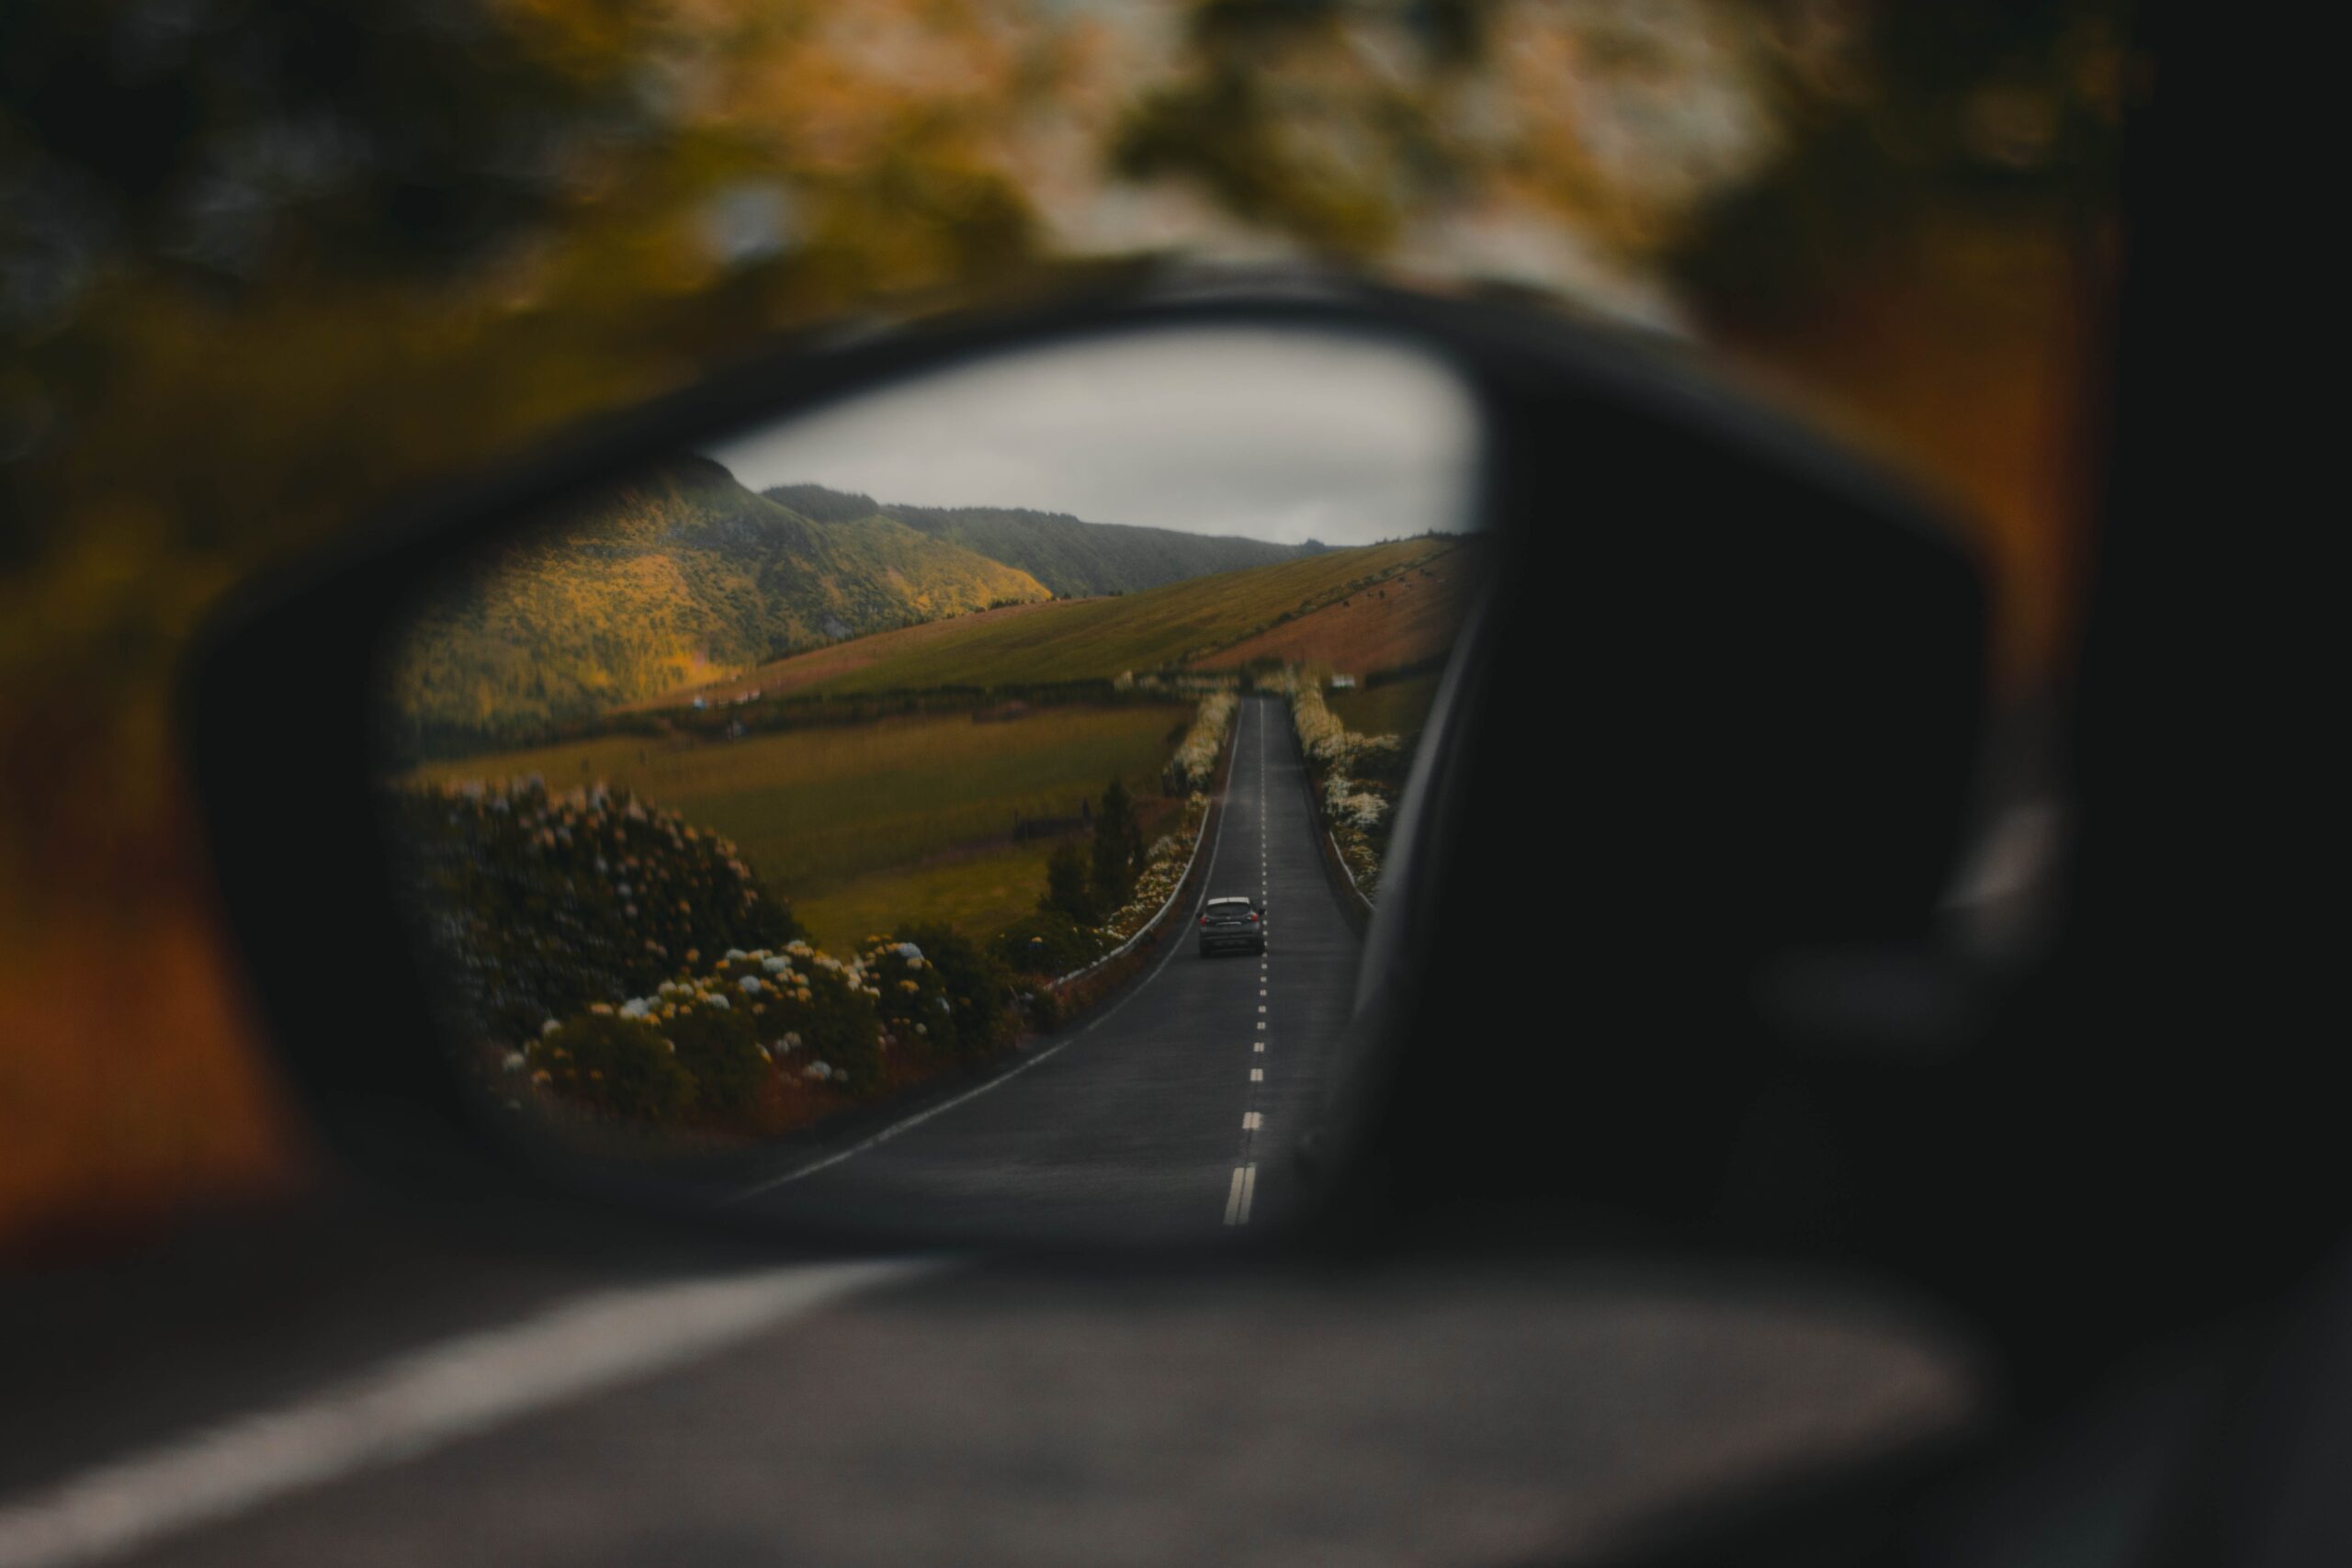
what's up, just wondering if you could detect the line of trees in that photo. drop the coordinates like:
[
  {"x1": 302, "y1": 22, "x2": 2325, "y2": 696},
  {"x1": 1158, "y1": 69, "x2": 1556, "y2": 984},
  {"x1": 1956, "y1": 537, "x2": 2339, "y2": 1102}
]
[{"x1": 1040, "y1": 777, "x2": 1147, "y2": 927}]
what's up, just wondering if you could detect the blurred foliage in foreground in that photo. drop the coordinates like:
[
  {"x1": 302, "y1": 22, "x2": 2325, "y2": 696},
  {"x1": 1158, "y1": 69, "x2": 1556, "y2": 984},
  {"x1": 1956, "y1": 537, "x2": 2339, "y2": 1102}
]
[{"x1": 0, "y1": 0, "x2": 2125, "y2": 1245}]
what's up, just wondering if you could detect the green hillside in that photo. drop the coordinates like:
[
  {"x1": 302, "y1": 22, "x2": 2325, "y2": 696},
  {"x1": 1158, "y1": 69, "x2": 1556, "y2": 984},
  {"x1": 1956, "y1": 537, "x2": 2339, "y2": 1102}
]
[
  {"x1": 390, "y1": 457, "x2": 1047, "y2": 750},
  {"x1": 762, "y1": 483, "x2": 1317, "y2": 597},
  {"x1": 794, "y1": 535, "x2": 1465, "y2": 694}
]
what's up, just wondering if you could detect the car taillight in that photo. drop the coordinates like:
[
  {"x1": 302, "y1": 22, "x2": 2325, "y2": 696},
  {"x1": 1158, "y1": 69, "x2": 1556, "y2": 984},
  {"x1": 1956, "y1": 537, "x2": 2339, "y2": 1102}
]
[
  {"x1": 1249, "y1": 911, "x2": 1259, "y2": 922},
  {"x1": 1199, "y1": 915, "x2": 1207, "y2": 927}
]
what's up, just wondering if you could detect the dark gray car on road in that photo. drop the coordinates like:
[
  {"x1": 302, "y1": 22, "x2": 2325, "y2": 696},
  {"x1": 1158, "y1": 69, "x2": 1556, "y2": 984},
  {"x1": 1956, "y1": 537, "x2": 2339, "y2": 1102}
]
[{"x1": 1197, "y1": 894, "x2": 1266, "y2": 956}]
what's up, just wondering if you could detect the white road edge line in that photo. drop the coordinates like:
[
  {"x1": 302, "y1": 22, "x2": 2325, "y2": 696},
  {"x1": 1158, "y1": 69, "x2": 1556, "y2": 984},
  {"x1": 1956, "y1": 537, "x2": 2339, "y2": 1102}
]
[{"x1": 0, "y1": 1259, "x2": 930, "y2": 1568}]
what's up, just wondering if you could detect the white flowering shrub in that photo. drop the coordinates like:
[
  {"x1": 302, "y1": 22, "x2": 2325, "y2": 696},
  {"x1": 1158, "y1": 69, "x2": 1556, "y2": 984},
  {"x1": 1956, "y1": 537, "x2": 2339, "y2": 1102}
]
[
  {"x1": 1292, "y1": 682, "x2": 1351, "y2": 764},
  {"x1": 1168, "y1": 691, "x2": 1237, "y2": 792},
  {"x1": 1290, "y1": 678, "x2": 1414, "y2": 898},
  {"x1": 523, "y1": 938, "x2": 899, "y2": 1125}
]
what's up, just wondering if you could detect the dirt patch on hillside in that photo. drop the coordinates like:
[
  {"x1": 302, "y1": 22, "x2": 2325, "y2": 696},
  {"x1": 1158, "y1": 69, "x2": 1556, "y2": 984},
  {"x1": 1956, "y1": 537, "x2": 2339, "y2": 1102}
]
[
  {"x1": 1195, "y1": 561, "x2": 1474, "y2": 676},
  {"x1": 618, "y1": 598, "x2": 1090, "y2": 712}
]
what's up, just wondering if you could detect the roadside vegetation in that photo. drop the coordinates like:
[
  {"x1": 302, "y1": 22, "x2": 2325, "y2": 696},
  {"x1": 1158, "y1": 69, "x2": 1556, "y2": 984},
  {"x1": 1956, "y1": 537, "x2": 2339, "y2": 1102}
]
[
  {"x1": 1289, "y1": 674, "x2": 1419, "y2": 900},
  {"x1": 396, "y1": 690, "x2": 1235, "y2": 1142}
]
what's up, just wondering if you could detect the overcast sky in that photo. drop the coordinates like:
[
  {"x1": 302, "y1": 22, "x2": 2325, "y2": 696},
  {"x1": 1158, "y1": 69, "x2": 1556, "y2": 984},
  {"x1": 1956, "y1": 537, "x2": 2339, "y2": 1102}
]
[{"x1": 705, "y1": 327, "x2": 1483, "y2": 547}]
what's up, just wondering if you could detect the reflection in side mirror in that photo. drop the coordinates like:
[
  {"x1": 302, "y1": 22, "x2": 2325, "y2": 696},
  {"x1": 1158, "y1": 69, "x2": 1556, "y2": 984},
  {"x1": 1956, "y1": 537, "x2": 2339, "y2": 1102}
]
[{"x1": 375, "y1": 325, "x2": 1487, "y2": 1246}]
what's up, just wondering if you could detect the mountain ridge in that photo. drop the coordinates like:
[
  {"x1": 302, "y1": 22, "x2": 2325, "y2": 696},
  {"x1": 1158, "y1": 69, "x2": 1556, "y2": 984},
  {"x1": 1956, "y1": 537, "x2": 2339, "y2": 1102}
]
[
  {"x1": 760, "y1": 482, "x2": 1322, "y2": 597},
  {"x1": 390, "y1": 458, "x2": 1049, "y2": 750}
]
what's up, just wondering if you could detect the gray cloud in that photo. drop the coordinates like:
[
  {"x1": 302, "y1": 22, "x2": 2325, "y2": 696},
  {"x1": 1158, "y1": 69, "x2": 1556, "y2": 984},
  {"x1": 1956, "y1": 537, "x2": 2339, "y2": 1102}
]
[{"x1": 706, "y1": 326, "x2": 1483, "y2": 546}]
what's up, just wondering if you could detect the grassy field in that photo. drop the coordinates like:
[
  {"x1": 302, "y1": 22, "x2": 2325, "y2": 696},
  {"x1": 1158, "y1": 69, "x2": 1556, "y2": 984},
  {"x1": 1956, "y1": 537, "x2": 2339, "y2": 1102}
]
[
  {"x1": 1329, "y1": 672, "x2": 1443, "y2": 738},
  {"x1": 789, "y1": 842, "x2": 1061, "y2": 952},
  {"x1": 408, "y1": 703, "x2": 1187, "y2": 919},
  {"x1": 790, "y1": 790, "x2": 1193, "y2": 949},
  {"x1": 666, "y1": 536, "x2": 1462, "y2": 699}
]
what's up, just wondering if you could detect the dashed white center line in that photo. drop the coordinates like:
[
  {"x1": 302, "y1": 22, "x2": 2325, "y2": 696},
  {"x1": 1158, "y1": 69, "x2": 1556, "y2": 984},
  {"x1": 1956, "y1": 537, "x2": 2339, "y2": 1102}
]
[
  {"x1": 1250, "y1": 1067, "x2": 1264, "y2": 1082},
  {"x1": 1253, "y1": 1041, "x2": 1265, "y2": 1053},
  {"x1": 1256, "y1": 1005, "x2": 1266, "y2": 1014},
  {"x1": 1222, "y1": 1166, "x2": 1250, "y2": 1225},
  {"x1": 1242, "y1": 1111, "x2": 1262, "y2": 1131},
  {"x1": 1255, "y1": 1021, "x2": 1265, "y2": 1031}
]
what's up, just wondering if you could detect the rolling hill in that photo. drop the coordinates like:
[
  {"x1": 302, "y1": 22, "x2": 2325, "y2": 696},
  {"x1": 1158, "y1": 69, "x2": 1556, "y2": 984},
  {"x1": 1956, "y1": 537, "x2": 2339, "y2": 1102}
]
[
  {"x1": 635, "y1": 534, "x2": 1476, "y2": 703},
  {"x1": 761, "y1": 483, "x2": 1319, "y2": 597},
  {"x1": 611, "y1": 600, "x2": 1073, "y2": 713},
  {"x1": 390, "y1": 457, "x2": 1049, "y2": 750},
  {"x1": 1192, "y1": 549, "x2": 1476, "y2": 674}
]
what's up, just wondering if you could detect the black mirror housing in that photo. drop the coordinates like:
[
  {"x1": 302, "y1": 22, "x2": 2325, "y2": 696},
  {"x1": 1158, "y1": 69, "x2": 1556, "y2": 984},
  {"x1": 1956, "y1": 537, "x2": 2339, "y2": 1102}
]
[{"x1": 181, "y1": 273, "x2": 1986, "y2": 1257}]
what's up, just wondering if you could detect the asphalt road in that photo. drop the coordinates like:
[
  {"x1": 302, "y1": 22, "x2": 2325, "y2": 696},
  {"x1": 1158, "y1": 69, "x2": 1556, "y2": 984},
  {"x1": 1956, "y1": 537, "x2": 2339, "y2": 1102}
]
[
  {"x1": 740, "y1": 693, "x2": 1364, "y2": 1244},
  {"x1": 0, "y1": 1207, "x2": 1980, "y2": 1568}
]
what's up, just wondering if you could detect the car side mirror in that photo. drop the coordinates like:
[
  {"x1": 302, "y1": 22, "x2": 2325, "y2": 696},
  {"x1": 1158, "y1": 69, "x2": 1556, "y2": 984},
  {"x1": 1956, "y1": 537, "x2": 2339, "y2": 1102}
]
[{"x1": 183, "y1": 275, "x2": 1984, "y2": 1256}]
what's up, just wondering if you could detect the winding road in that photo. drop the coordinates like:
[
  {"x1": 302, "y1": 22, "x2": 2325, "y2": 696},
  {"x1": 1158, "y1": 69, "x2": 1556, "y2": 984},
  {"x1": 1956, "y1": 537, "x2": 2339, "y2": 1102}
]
[{"x1": 739, "y1": 693, "x2": 1363, "y2": 1242}]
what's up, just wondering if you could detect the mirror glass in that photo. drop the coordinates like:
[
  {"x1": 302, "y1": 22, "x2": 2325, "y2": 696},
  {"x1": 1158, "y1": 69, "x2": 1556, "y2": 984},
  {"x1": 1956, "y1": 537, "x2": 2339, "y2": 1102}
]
[{"x1": 376, "y1": 324, "x2": 1488, "y2": 1244}]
